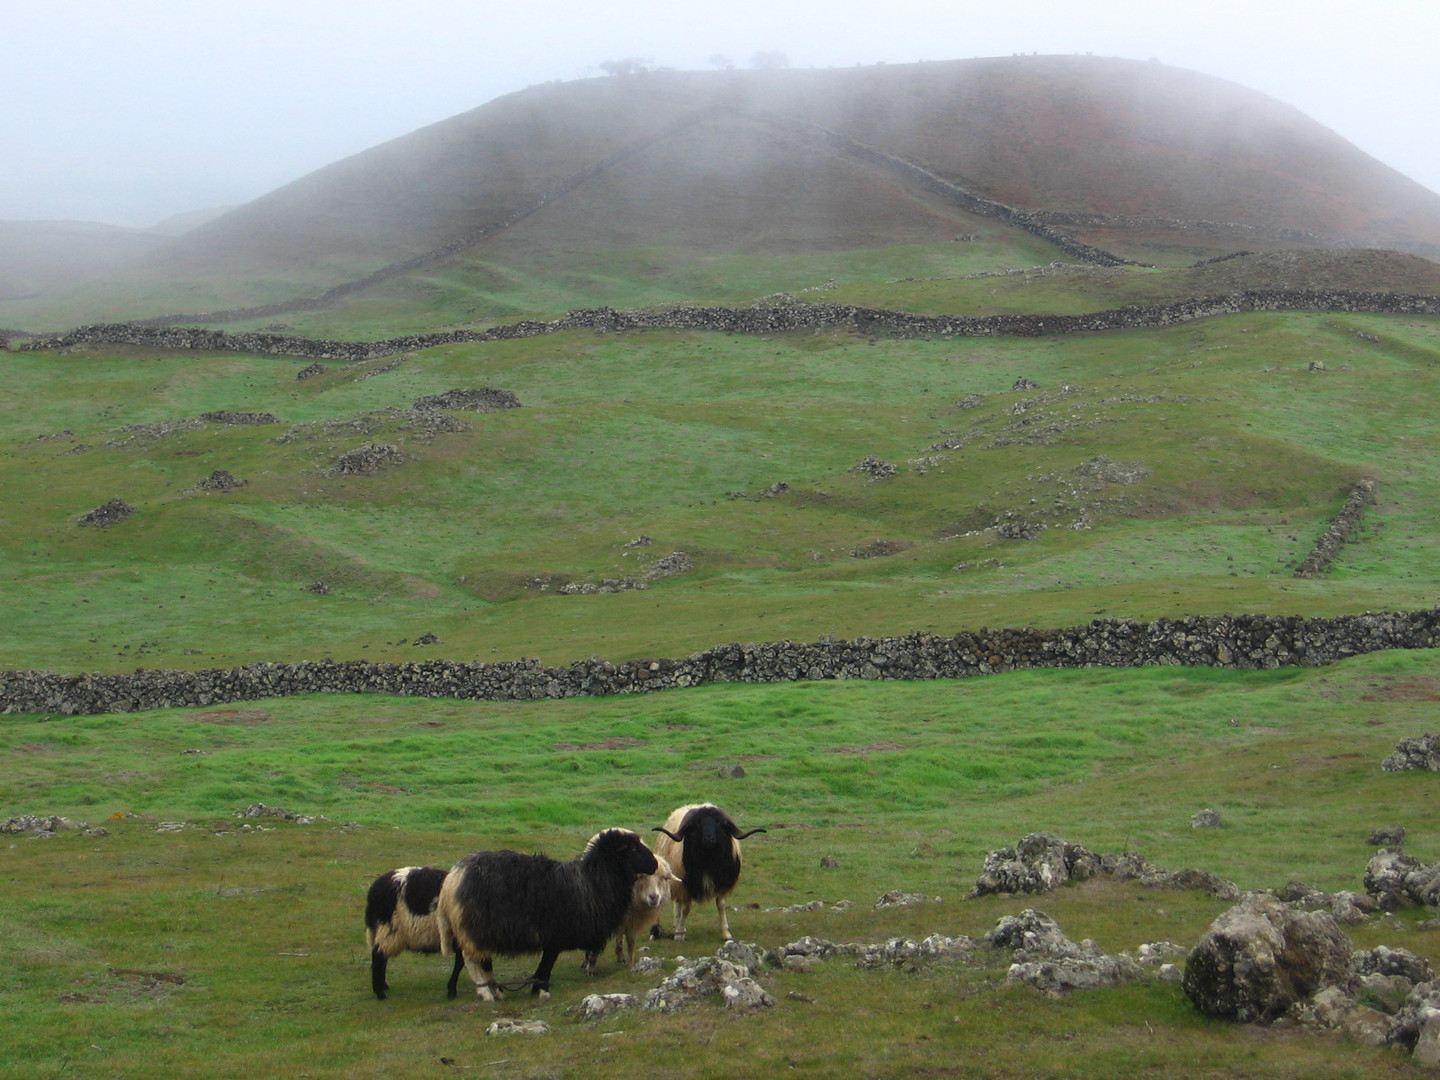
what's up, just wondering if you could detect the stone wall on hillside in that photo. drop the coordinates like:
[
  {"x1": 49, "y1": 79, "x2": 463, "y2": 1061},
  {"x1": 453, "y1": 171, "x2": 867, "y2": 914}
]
[
  {"x1": 18, "y1": 290, "x2": 1440, "y2": 362},
  {"x1": 3, "y1": 609, "x2": 1437, "y2": 716}
]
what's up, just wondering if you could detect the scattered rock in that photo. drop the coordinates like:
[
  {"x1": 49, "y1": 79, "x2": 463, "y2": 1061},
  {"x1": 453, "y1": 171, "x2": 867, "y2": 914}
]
[
  {"x1": 850, "y1": 455, "x2": 897, "y2": 482},
  {"x1": 987, "y1": 909, "x2": 1144, "y2": 993},
  {"x1": 717, "y1": 763, "x2": 746, "y2": 779},
  {"x1": 1, "y1": 814, "x2": 88, "y2": 836},
  {"x1": 412, "y1": 633, "x2": 439, "y2": 646},
  {"x1": 486, "y1": 1019, "x2": 550, "y2": 1036},
  {"x1": 573, "y1": 993, "x2": 638, "y2": 1021},
  {"x1": 296, "y1": 363, "x2": 326, "y2": 379},
  {"x1": 1364, "y1": 849, "x2": 1440, "y2": 909},
  {"x1": 1012, "y1": 378, "x2": 1040, "y2": 391},
  {"x1": 77, "y1": 498, "x2": 135, "y2": 527},
  {"x1": 1074, "y1": 455, "x2": 1150, "y2": 485},
  {"x1": 235, "y1": 803, "x2": 328, "y2": 826},
  {"x1": 1182, "y1": 893, "x2": 1356, "y2": 1022},
  {"x1": 305, "y1": 581, "x2": 331, "y2": 595},
  {"x1": 819, "y1": 856, "x2": 839, "y2": 870},
  {"x1": 1190, "y1": 808, "x2": 1222, "y2": 828},
  {"x1": 874, "y1": 889, "x2": 940, "y2": 909},
  {"x1": 1368, "y1": 824, "x2": 1407, "y2": 846}
]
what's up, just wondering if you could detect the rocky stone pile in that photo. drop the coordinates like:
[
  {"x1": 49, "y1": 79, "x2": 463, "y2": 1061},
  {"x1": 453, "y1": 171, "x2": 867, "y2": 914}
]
[
  {"x1": 1074, "y1": 455, "x2": 1150, "y2": 485},
  {"x1": 414, "y1": 387, "x2": 522, "y2": 411},
  {"x1": 644, "y1": 941, "x2": 774, "y2": 1012},
  {"x1": 77, "y1": 498, "x2": 135, "y2": 527},
  {"x1": 986, "y1": 909, "x2": 1147, "y2": 992},
  {"x1": 1363, "y1": 849, "x2": 1440, "y2": 909},
  {"x1": 1382, "y1": 734, "x2": 1440, "y2": 772},
  {"x1": 193, "y1": 469, "x2": 245, "y2": 492},
  {"x1": 969, "y1": 832, "x2": 1239, "y2": 900},
  {"x1": 296, "y1": 363, "x2": 326, "y2": 379},
  {"x1": 333, "y1": 443, "x2": 402, "y2": 475},
  {"x1": 197, "y1": 411, "x2": 277, "y2": 425},
  {"x1": 850, "y1": 455, "x2": 897, "y2": 482}
]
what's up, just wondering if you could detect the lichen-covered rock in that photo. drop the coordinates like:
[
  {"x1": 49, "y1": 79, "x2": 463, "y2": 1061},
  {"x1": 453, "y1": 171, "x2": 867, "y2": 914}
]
[
  {"x1": 334, "y1": 443, "x2": 401, "y2": 475},
  {"x1": 1367, "y1": 824, "x2": 1407, "y2": 846},
  {"x1": 194, "y1": 469, "x2": 245, "y2": 491},
  {"x1": 644, "y1": 948, "x2": 774, "y2": 1012},
  {"x1": 1140, "y1": 867, "x2": 1240, "y2": 900},
  {"x1": 1356, "y1": 945, "x2": 1435, "y2": 985},
  {"x1": 1381, "y1": 734, "x2": 1440, "y2": 772},
  {"x1": 987, "y1": 909, "x2": 1143, "y2": 993},
  {"x1": 574, "y1": 993, "x2": 638, "y2": 1020},
  {"x1": 1182, "y1": 894, "x2": 1356, "y2": 1022},
  {"x1": 486, "y1": 1019, "x2": 550, "y2": 1036},
  {"x1": 1364, "y1": 849, "x2": 1440, "y2": 909}
]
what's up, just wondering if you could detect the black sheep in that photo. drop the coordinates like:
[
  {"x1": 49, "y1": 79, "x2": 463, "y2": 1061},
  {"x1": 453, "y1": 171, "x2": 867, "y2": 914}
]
[
  {"x1": 364, "y1": 865, "x2": 463, "y2": 1000},
  {"x1": 437, "y1": 828, "x2": 659, "y2": 999},
  {"x1": 652, "y1": 803, "x2": 767, "y2": 941}
]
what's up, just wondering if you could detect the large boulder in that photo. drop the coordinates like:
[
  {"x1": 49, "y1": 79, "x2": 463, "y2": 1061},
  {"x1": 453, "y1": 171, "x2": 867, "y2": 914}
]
[
  {"x1": 1364, "y1": 849, "x2": 1440, "y2": 909},
  {"x1": 1381, "y1": 734, "x2": 1440, "y2": 772},
  {"x1": 1182, "y1": 894, "x2": 1355, "y2": 1022}
]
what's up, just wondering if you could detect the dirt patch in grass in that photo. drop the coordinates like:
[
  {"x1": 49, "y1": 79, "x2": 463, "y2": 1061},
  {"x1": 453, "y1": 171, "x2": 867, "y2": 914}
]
[
  {"x1": 337, "y1": 773, "x2": 409, "y2": 795},
  {"x1": 828, "y1": 742, "x2": 907, "y2": 754},
  {"x1": 190, "y1": 709, "x2": 272, "y2": 725},
  {"x1": 1360, "y1": 676, "x2": 1440, "y2": 702},
  {"x1": 553, "y1": 737, "x2": 644, "y2": 751}
]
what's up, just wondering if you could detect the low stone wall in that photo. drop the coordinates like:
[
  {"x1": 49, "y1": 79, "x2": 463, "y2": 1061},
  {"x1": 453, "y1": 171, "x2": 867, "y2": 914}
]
[
  {"x1": 1296, "y1": 480, "x2": 1377, "y2": 578},
  {"x1": 20, "y1": 290, "x2": 1440, "y2": 362},
  {"x1": 3, "y1": 609, "x2": 1437, "y2": 716}
]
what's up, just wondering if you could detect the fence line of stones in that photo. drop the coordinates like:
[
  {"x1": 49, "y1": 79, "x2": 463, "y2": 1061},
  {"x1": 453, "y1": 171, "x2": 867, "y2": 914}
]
[
  {"x1": 18, "y1": 289, "x2": 1440, "y2": 363},
  {"x1": 3, "y1": 609, "x2": 1438, "y2": 716},
  {"x1": 1296, "y1": 479, "x2": 1377, "y2": 579}
]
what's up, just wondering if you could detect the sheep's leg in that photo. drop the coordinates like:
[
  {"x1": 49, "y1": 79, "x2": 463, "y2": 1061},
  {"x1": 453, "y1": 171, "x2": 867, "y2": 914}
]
[
  {"x1": 614, "y1": 935, "x2": 626, "y2": 965},
  {"x1": 470, "y1": 956, "x2": 502, "y2": 1001},
  {"x1": 716, "y1": 896, "x2": 733, "y2": 941},
  {"x1": 529, "y1": 949, "x2": 559, "y2": 997},
  {"x1": 447, "y1": 951, "x2": 464, "y2": 998},
  {"x1": 581, "y1": 950, "x2": 598, "y2": 976},
  {"x1": 672, "y1": 898, "x2": 690, "y2": 941},
  {"x1": 371, "y1": 946, "x2": 390, "y2": 1000}
]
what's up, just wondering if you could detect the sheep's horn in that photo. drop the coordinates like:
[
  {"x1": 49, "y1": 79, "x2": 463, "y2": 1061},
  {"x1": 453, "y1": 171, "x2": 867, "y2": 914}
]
[
  {"x1": 732, "y1": 827, "x2": 767, "y2": 840},
  {"x1": 652, "y1": 827, "x2": 683, "y2": 841}
]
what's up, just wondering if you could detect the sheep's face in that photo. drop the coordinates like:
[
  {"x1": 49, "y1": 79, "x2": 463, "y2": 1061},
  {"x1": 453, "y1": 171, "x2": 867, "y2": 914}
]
[{"x1": 634, "y1": 874, "x2": 669, "y2": 909}]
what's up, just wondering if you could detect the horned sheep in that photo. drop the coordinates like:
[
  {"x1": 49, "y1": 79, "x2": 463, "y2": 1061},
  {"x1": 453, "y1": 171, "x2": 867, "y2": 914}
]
[
  {"x1": 364, "y1": 865, "x2": 463, "y2": 1000},
  {"x1": 652, "y1": 803, "x2": 766, "y2": 942},
  {"x1": 437, "y1": 827, "x2": 660, "y2": 999}
]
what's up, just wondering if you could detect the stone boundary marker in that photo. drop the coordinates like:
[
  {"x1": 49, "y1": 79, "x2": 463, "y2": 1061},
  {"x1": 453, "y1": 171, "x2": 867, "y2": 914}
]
[
  {"x1": 3, "y1": 608, "x2": 1438, "y2": 716},
  {"x1": 17, "y1": 289, "x2": 1440, "y2": 363}
]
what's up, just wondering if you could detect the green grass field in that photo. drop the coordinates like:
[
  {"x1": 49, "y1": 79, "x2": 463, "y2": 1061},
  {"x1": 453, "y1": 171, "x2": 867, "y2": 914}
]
[
  {"x1": 5, "y1": 649, "x2": 1440, "y2": 1078},
  {"x1": 7, "y1": 227, "x2": 1440, "y2": 1077}
]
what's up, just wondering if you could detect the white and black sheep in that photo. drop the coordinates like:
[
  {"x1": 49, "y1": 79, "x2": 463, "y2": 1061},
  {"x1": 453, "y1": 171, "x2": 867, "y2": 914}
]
[
  {"x1": 437, "y1": 827, "x2": 660, "y2": 999},
  {"x1": 364, "y1": 865, "x2": 463, "y2": 1000},
  {"x1": 652, "y1": 803, "x2": 766, "y2": 942},
  {"x1": 583, "y1": 852, "x2": 674, "y2": 973}
]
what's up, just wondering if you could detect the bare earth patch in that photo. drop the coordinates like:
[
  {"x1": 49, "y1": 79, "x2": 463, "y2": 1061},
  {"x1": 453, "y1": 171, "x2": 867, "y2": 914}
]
[
  {"x1": 190, "y1": 709, "x2": 272, "y2": 725},
  {"x1": 553, "y1": 737, "x2": 644, "y2": 751}
]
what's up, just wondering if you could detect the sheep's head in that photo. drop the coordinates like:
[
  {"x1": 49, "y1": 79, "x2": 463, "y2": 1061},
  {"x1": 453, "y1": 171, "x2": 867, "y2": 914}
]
[
  {"x1": 585, "y1": 827, "x2": 660, "y2": 876},
  {"x1": 655, "y1": 805, "x2": 768, "y2": 847}
]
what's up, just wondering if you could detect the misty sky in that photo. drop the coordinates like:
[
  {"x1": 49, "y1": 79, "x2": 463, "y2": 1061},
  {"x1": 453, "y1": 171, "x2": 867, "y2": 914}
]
[{"x1": 6, "y1": 0, "x2": 1438, "y2": 227}]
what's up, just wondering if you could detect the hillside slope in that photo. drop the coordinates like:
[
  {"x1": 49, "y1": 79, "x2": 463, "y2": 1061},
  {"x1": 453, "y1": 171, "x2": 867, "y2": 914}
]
[{"x1": 12, "y1": 55, "x2": 1440, "y2": 331}]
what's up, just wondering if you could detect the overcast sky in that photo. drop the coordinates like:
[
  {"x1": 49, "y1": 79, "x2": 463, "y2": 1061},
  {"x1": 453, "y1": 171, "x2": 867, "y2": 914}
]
[{"x1": 6, "y1": 0, "x2": 1437, "y2": 227}]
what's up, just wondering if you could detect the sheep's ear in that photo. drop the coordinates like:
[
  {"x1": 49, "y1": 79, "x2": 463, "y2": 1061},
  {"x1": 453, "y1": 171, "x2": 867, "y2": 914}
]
[{"x1": 653, "y1": 827, "x2": 683, "y2": 842}]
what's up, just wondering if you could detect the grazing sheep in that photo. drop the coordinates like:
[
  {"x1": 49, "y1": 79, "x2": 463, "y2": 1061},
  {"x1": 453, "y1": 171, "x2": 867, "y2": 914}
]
[
  {"x1": 364, "y1": 865, "x2": 463, "y2": 1000},
  {"x1": 437, "y1": 828, "x2": 660, "y2": 1000},
  {"x1": 653, "y1": 803, "x2": 766, "y2": 942},
  {"x1": 583, "y1": 853, "x2": 674, "y2": 973}
]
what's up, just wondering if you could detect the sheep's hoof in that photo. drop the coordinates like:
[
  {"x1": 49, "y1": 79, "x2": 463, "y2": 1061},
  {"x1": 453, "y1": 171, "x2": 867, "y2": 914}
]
[
  {"x1": 673, "y1": 930, "x2": 687, "y2": 941},
  {"x1": 538, "y1": 989, "x2": 551, "y2": 1001},
  {"x1": 477, "y1": 983, "x2": 502, "y2": 1002}
]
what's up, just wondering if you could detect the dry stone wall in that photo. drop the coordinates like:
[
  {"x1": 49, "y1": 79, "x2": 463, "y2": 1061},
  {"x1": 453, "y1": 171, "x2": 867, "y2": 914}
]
[
  {"x1": 3, "y1": 609, "x2": 1438, "y2": 716},
  {"x1": 20, "y1": 290, "x2": 1440, "y2": 362}
]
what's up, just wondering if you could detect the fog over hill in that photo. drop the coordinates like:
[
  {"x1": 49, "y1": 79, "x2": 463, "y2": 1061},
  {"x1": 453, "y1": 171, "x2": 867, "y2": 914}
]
[{"x1": 11, "y1": 55, "x2": 1440, "y2": 327}]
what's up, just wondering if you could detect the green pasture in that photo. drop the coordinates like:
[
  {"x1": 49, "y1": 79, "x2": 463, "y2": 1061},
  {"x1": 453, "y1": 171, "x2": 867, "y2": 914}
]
[
  {"x1": 5, "y1": 650, "x2": 1440, "y2": 1078},
  {"x1": 4, "y1": 309, "x2": 1439, "y2": 673}
]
